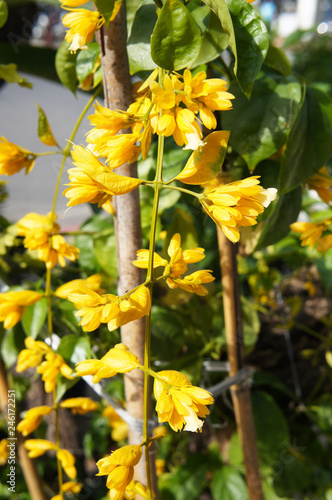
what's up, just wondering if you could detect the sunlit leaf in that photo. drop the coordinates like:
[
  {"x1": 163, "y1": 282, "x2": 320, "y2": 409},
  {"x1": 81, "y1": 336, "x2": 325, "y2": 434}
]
[
  {"x1": 36, "y1": 105, "x2": 58, "y2": 147},
  {"x1": 0, "y1": 0, "x2": 8, "y2": 29},
  {"x1": 55, "y1": 40, "x2": 77, "y2": 94},
  {"x1": 76, "y1": 42, "x2": 100, "y2": 83},
  {"x1": 22, "y1": 298, "x2": 47, "y2": 339},
  {"x1": 0, "y1": 63, "x2": 32, "y2": 88},
  {"x1": 127, "y1": 0, "x2": 157, "y2": 74},
  {"x1": 94, "y1": 0, "x2": 116, "y2": 27}
]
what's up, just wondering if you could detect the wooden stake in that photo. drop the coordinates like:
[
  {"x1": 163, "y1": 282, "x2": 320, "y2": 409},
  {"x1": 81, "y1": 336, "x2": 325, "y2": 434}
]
[
  {"x1": 218, "y1": 229, "x2": 264, "y2": 500},
  {"x1": 0, "y1": 359, "x2": 47, "y2": 500},
  {"x1": 96, "y1": 6, "x2": 158, "y2": 494}
]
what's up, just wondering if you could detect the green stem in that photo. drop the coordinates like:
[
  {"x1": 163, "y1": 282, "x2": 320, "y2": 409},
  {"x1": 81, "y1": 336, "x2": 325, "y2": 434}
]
[
  {"x1": 50, "y1": 85, "x2": 102, "y2": 223},
  {"x1": 161, "y1": 183, "x2": 202, "y2": 199},
  {"x1": 143, "y1": 68, "x2": 165, "y2": 500}
]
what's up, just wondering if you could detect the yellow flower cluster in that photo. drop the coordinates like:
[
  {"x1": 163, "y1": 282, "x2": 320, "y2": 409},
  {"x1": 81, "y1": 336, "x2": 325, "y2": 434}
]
[
  {"x1": 200, "y1": 176, "x2": 277, "y2": 243},
  {"x1": 133, "y1": 233, "x2": 215, "y2": 296},
  {"x1": 16, "y1": 337, "x2": 74, "y2": 393},
  {"x1": 86, "y1": 69, "x2": 234, "y2": 169},
  {"x1": 103, "y1": 406, "x2": 129, "y2": 442},
  {"x1": 290, "y1": 217, "x2": 332, "y2": 253},
  {"x1": 0, "y1": 290, "x2": 44, "y2": 329},
  {"x1": 25, "y1": 439, "x2": 77, "y2": 479},
  {"x1": 0, "y1": 136, "x2": 35, "y2": 176},
  {"x1": 17, "y1": 406, "x2": 52, "y2": 436},
  {"x1": 17, "y1": 212, "x2": 79, "y2": 269},
  {"x1": 0, "y1": 438, "x2": 9, "y2": 465},
  {"x1": 306, "y1": 166, "x2": 332, "y2": 205},
  {"x1": 65, "y1": 282, "x2": 151, "y2": 332}
]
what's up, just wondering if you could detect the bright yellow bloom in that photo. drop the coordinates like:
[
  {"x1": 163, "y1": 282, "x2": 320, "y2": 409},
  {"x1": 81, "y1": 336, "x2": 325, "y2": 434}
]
[
  {"x1": 305, "y1": 167, "x2": 332, "y2": 205},
  {"x1": 63, "y1": 145, "x2": 142, "y2": 208},
  {"x1": 60, "y1": 0, "x2": 87, "y2": 6},
  {"x1": 75, "y1": 343, "x2": 140, "y2": 383},
  {"x1": 62, "y1": 9, "x2": 104, "y2": 52},
  {"x1": 54, "y1": 274, "x2": 103, "y2": 299},
  {"x1": 16, "y1": 337, "x2": 49, "y2": 372},
  {"x1": 155, "y1": 458, "x2": 166, "y2": 477},
  {"x1": 57, "y1": 449, "x2": 77, "y2": 479},
  {"x1": 51, "y1": 482, "x2": 83, "y2": 500},
  {"x1": 17, "y1": 406, "x2": 53, "y2": 436},
  {"x1": 0, "y1": 439, "x2": 9, "y2": 466},
  {"x1": 24, "y1": 439, "x2": 56, "y2": 458},
  {"x1": 103, "y1": 406, "x2": 128, "y2": 442},
  {"x1": 17, "y1": 212, "x2": 79, "y2": 269},
  {"x1": 201, "y1": 176, "x2": 277, "y2": 243},
  {"x1": 154, "y1": 370, "x2": 214, "y2": 432},
  {"x1": 0, "y1": 290, "x2": 43, "y2": 329},
  {"x1": 59, "y1": 397, "x2": 99, "y2": 414},
  {"x1": 37, "y1": 351, "x2": 75, "y2": 393},
  {"x1": 317, "y1": 234, "x2": 332, "y2": 253},
  {"x1": 110, "y1": 480, "x2": 150, "y2": 500},
  {"x1": 290, "y1": 218, "x2": 332, "y2": 250},
  {"x1": 67, "y1": 284, "x2": 151, "y2": 332},
  {"x1": 97, "y1": 445, "x2": 142, "y2": 495},
  {"x1": 0, "y1": 136, "x2": 35, "y2": 176},
  {"x1": 133, "y1": 233, "x2": 214, "y2": 295}
]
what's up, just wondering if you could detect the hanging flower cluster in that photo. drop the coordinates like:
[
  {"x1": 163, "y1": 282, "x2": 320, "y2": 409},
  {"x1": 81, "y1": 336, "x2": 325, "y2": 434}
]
[{"x1": 0, "y1": 136, "x2": 35, "y2": 175}]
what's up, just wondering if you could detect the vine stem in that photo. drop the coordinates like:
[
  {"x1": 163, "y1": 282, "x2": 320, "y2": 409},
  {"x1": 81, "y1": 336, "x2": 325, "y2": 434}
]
[{"x1": 143, "y1": 68, "x2": 165, "y2": 500}]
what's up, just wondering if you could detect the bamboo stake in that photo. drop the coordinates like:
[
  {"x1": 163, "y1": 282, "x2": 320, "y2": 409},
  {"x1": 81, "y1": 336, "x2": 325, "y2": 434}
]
[
  {"x1": 96, "y1": 6, "x2": 158, "y2": 494},
  {"x1": 217, "y1": 229, "x2": 264, "y2": 500},
  {"x1": 0, "y1": 359, "x2": 47, "y2": 500}
]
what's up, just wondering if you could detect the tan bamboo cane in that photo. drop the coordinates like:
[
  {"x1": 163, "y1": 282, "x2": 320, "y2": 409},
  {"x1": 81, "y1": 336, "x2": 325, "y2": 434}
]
[{"x1": 218, "y1": 229, "x2": 264, "y2": 500}]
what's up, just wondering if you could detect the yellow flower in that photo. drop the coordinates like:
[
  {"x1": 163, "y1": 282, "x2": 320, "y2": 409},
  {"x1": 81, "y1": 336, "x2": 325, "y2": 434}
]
[
  {"x1": 154, "y1": 370, "x2": 214, "y2": 432},
  {"x1": 290, "y1": 218, "x2": 332, "y2": 250},
  {"x1": 54, "y1": 274, "x2": 103, "y2": 299},
  {"x1": 305, "y1": 166, "x2": 332, "y2": 205},
  {"x1": 166, "y1": 270, "x2": 215, "y2": 296},
  {"x1": 67, "y1": 284, "x2": 151, "y2": 332},
  {"x1": 112, "y1": 480, "x2": 150, "y2": 500},
  {"x1": 201, "y1": 176, "x2": 277, "y2": 243},
  {"x1": 60, "y1": 0, "x2": 88, "y2": 6},
  {"x1": 62, "y1": 9, "x2": 104, "y2": 52},
  {"x1": 57, "y1": 449, "x2": 77, "y2": 479},
  {"x1": 17, "y1": 212, "x2": 79, "y2": 269},
  {"x1": 37, "y1": 351, "x2": 75, "y2": 393},
  {"x1": 63, "y1": 145, "x2": 142, "y2": 208},
  {"x1": 0, "y1": 290, "x2": 44, "y2": 329},
  {"x1": 0, "y1": 136, "x2": 35, "y2": 176},
  {"x1": 316, "y1": 234, "x2": 332, "y2": 253},
  {"x1": 59, "y1": 397, "x2": 99, "y2": 414},
  {"x1": 16, "y1": 337, "x2": 49, "y2": 372},
  {"x1": 17, "y1": 406, "x2": 53, "y2": 436},
  {"x1": 96, "y1": 445, "x2": 142, "y2": 494},
  {"x1": 0, "y1": 439, "x2": 9, "y2": 466},
  {"x1": 75, "y1": 343, "x2": 140, "y2": 383},
  {"x1": 103, "y1": 406, "x2": 128, "y2": 442},
  {"x1": 155, "y1": 458, "x2": 166, "y2": 477},
  {"x1": 24, "y1": 439, "x2": 56, "y2": 458},
  {"x1": 51, "y1": 482, "x2": 83, "y2": 500}
]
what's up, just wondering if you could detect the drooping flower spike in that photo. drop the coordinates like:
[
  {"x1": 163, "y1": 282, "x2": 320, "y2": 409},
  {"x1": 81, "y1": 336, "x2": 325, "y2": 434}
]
[
  {"x1": 62, "y1": 9, "x2": 105, "y2": 52},
  {"x1": 0, "y1": 290, "x2": 44, "y2": 329},
  {"x1": 17, "y1": 406, "x2": 53, "y2": 436},
  {"x1": 290, "y1": 217, "x2": 332, "y2": 251},
  {"x1": 0, "y1": 136, "x2": 35, "y2": 176}
]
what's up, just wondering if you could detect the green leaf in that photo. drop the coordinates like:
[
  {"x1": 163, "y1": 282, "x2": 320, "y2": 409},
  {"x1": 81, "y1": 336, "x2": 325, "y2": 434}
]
[
  {"x1": 164, "y1": 207, "x2": 198, "y2": 253},
  {"x1": 159, "y1": 454, "x2": 208, "y2": 500},
  {"x1": 0, "y1": 63, "x2": 32, "y2": 88},
  {"x1": 151, "y1": 0, "x2": 202, "y2": 71},
  {"x1": 202, "y1": 0, "x2": 237, "y2": 65},
  {"x1": 76, "y1": 42, "x2": 100, "y2": 83},
  {"x1": 93, "y1": 226, "x2": 118, "y2": 278},
  {"x1": 21, "y1": 298, "x2": 47, "y2": 340},
  {"x1": 151, "y1": 306, "x2": 184, "y2": 361},
  {"x1": 211, "y1": 466, "x2": 248, "y2": 500},
  {"x1": 228, "y1": 432, "x2": 244, "y2": 466},
  {"x1": 264, "y1": 44, "x2": 291, "y2": 76},
  {"x1": 226, "y1": 0, "x2": 269, "y2": 98},
  {"x1": 191, "y1": 10, "x2": 229, "y2": 67},
  {"x1": 127, "y1": 0, "x2": 157, "y2": 74},
  {"x1": 57, "y1": 334, "x2": 92, "y2": 364},
  {"x1": 0, "y1": 0, "x2": 8, "y2": 29},
  {"x1": 241, "y1": 296, "x2": 260, "y2": 352},
  {"x1": 55, "y1": 40, "x2": 77, "y2": 94},
  {"x1": 279, "y1": 85, "x2": 332, "y2": 194},
  {"x1": 255, "y1": 186, "x2": 302, "y2": 251},
  {"x1": 223, "y1": 72, "x2": 302, "y2": 170},
  {"x1": 1, "y1": 324, "x2": 25, "y2": 368},
  {"x1": 316, "y1": 248, "x2": 332, "y2": 294},
  {"x1": 36, "y1": 104, "x2": 58, "y2": 147},
  {"x1": 252, "y1": 390, "x2": 290, "y2": 466},
  {"x1": 94, "y1": 0, "x2": 116, "y2": 27}
]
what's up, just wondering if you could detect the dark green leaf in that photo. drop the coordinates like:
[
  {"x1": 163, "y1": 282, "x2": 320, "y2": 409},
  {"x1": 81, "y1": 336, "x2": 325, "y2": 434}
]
[
  {"x1": 151, "y1": 306, "x2": 184, "y2": 361},
  {"x1": 307, "y1": 394, "x2": 332, "y2": 435},
  {"x1": 252, "y1": 390, "x2": 290, "y2": 465},
  {"x1": 211, "y1": 466, "x2": 248, "y2": 500},
  {"x1": 0, "y1": 63, "x2": 32, "y2": 88},
  {"x1": 223, "y1": 72, "x2": 302, "y2": 169},
  {"x1": 56, "y1": 376, "x2": 79, "y2": 403},
  {"x1": 316, "y1": 248, "x2": 332, "y2": 294},
  {"x1": 55, "y1": 40, "x2": 77, "y2": 94},
  {"x1": 21, "y1": 298, "x2": 47, "y2": 340},
  {"x1": 93, "y1": 227, "x2": 118, "y2": 278},
  {"x1": 255, "y1": 186, "x2": 302, "y2": 251},
  {"x1": 57, "y1": 334, "x2": 92, "y2": 364},
  {"x1": 279, "y1": 86, "x2": 332, "y2": 194},
  {"x1": 151, "y1": 0, "x2": 202, "y2": 71},
  {"x1": 0, "y1": 0, "x2": 8, "y2": 29},
  {"x1": 164, "y1": 207, "x2": 198, "y2": 253},
  {"x1": 94, "y1": 0, "x2": 116, "y2": 27},
  {"x1": 241, "y1": 296, "x2": 260, "y2": 352},
  {"x1": 76, "y1": 42, "x2": 100, "y2": 83},
  {"x1": 228, "y1": 433, "x2": 244, "y2": 466},
  {"x1": 36, "y1": 104, "x2": 58, "y2": 147},
  {"x1": 159, "y1": 454, "x2": 208, "y2": 500},
  {"x1": 202, "y1": 0, "x2": 237, "y2": 65},
  {"x1": 127, "y1": 0, "x2": 157, "y2": 74},
  {"x1": 1, "y1": 324, "x2": 25, "y2": 368},
  {"x1": 226, "y1": 0, "x2": 269, "y2": 98},
  {"x1": 191, "y1": 10, "x2": 229, "y2": 67},
  {"x1": 264, "y1": 44, "x2": 291, "y2": 76}
]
